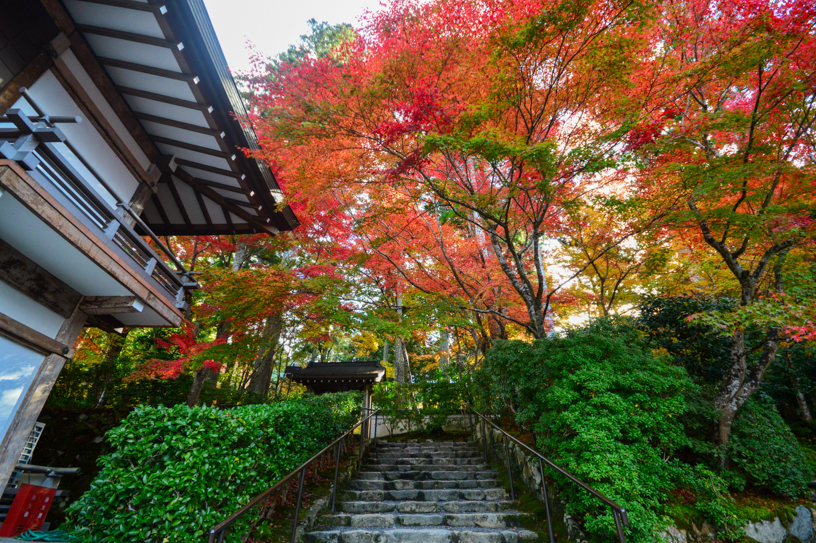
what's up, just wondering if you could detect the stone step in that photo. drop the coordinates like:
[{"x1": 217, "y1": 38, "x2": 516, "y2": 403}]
[
  {"x1": 371, "y1": 443, "x2": 483, "y2": 454},
  {"x1": 367, "y1": 456, "x2": 484, "y2": 466},
  {"x1": 372, "y1": 451, "x2": 484, "y2": 459},
  {"x1": 340, "y1": 488, "x2": 509, "y2": 502},
  {"x1": 348, "y1": 479, "x2": 499, "y2": 491},
  {"x1": 357, "y1": 470, "x2": 496, "y2": 481},
  {"x1": 367, "y1": 463, "x2": 490, "y2": 472},
  {"x1": 338, "y1": 501, "x2": 514, "y2": 514},
  {"x1": 322, "y1": 511, "x2": 528, "y2": 529},
  {"x1": 304, "y1": 527, "x2": 538, "y2": 543}
]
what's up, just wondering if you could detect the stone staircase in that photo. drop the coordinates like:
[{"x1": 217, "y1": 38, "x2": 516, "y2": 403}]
[{"x1": 304, "y1": 440, "x2": 538, "y2": 543}]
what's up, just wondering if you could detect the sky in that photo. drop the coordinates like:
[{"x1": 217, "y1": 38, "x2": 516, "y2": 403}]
[{"x1": 202, "y1": 0, "x2": 385, "y2": 73}]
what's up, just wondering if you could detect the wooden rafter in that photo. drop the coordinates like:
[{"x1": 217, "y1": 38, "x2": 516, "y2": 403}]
[
  {"x1": 174, "y1": 158, "x2": 244, "y2": 179},
  {"x1": 134, "y1": 112, "x2": 225, "y2": 137},
  {"x1": 152, "y1": 135, "x2": 235, "y2": 160},
  {"x1": 165, "y1": 178, "x2": 193, "y2": 228},
  {"x1": 70, "y1": 0, "x2": 167, "y2": 14},
  {"x1": 75, "y1": 24, "x2": 183, "y2": 51},
  {"x1": 191, "y1": 177, "x2": 251, "y2": 195},
  {"x1": 117, "y1": 86, "x2": 213, "y2": 112},
  {"x1": 97, "y1": 57, "x2": 199, "y2": 83},
  {"x1": 173, "y1": 169, "x2": 273, "y2": 234}
]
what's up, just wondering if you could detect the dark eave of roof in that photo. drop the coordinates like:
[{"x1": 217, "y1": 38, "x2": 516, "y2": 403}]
[
  {"x1": 160, "y1": 0, "x2": 299, "y2": 233},
  {"x1": 285, "y1": 362, "x2": 387, "y2": 382}
]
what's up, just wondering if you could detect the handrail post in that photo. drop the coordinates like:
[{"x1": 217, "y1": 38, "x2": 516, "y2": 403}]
[
  {"x1": 358, "y1": 422, "x2": 364, "y2": 470},
  {"x1": 613, "y1": 509, "x2": 627, "y2": 543},
  {"x1": 538, "y1": 458, "x2": 555, "y2": 543},
  {"x1": 503, "y1": 433, "x2": 514, "y2": 501},
  {"x1": 373, "y1": 412, "x2": 378, "y2": 448},
  {"x1": 331, "y1": 440, "x2": 342, "y2": 511},
  {"x1": 290, "y1": 468, "x2": 307, "y2": 543},
  {"x1": 481, "y1": 418, "x2": 487, "y2": 462}
]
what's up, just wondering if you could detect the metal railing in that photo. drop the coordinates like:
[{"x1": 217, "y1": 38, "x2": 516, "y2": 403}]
[
  {"x1": 0, "y1": 90, "x2": 196, "y2": 304},
  {"x1": 207, "y1": 409, "x2": 379, "y2": 543},
  {"x1": 468, "y1": 409, "x2": 629, "y2": 543}
]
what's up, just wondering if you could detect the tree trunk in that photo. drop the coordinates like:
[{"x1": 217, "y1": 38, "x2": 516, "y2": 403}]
[
  {"x1": 394, "y1": 337, "x2": 405, "y2": 383},
  {"x1": 186, "y1": 369, "x2": 211, "y2": 407},
  {"x1": 187, "y1": 321, "x2": 230, "y2": 407},
  {"x1": 247, "y1": 313, "x2": 284, "y2": 400},
  {"x1": 402, "y1": 341, "x2": 412, "y2": 382},
  {"x1": 93, "y1": 329, "x2": 131, "y2": 407},
  {"x1": 794, "y1": 385, "x2": 813, "y2": 423},
  {"x1": 713, "y1": 326, "x2": 781, "y2": 465},
  {"x1": 438, "y1": 329, "x2": 449, "y2": 370}
]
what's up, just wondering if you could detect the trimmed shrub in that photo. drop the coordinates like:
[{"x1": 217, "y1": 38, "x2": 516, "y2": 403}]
[
  {"x1": 728, "y1": 394, "x2": 814, "y2": 498},
  {"x1": 480, "y1": 318, "x2": 697, "y2": 541},
  {"x1": 66, "y1": 392, "x2": 361, "y2": 543}
]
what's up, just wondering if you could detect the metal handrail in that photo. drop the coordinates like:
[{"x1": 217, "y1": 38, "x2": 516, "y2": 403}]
[
  {"x1": 14, "y1": 89, "x2": 195, "y2": 287},
  {"x1": 207, "y1": 409, "x2": 380, "y2": 543},
  {"x1": 469, "y1": 408, "x2": 629, "y2": 543}
]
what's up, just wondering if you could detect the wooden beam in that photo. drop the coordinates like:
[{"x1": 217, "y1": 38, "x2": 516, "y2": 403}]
[
  {"x1": 152, "y1": 135, "x2": 235, "y2": 160},
  {"x1": 223, "y1": 196, "x2": 259, "y2": 210},
  {"x1": 39, "y1": 1, "x2": 164, "y2": 166},
  {"x1": 175, "y1": 158, "x2": 244, "y2": 179},
  {"x1": 193, "y1": 177, "x2": 251, "y2": 195},
  {"x1": 166, "y1": 177, "x2": 193, "y2": 227},
  {"x1": 150, "y1": 192, "x2": 171, "y2": 225},
  {"x1": 71, "y1": 0, "x2": 167, "y2": 13},
  {"x1": 75, "y1": 24, "x2": 183, "y2": 51},
  {"x1": 0, "y1": 52, "x2": 53, "y2": 117},
  {"x1": 0, "y1": 239, "x2": 82, "y2": 318},
  {"x1": 0, "y1": 311, "x2": 75, "y2": 358},
  {"x1": 194, "y1": 189, "x2": 214, "y2": 230},
  {"x1": 80, "y1": 296, "x2": 144, "y2": 315},
  {"x1": 97, "y1": 57, "x2": 198, "y2": 83},
  {"x1": 135, "y1": 112, "x2": 224, "y2": 137},
  {"x1": 84, "y1": 314, "x2": 126, "y2": 333},
  {"x1": 0, "y1": 302, "x2": 86, "y2": 492},
  {"x1": 0, "y1": 161, "x2": 184, "y2": 326},
  {"x1": 116, "y1": 86, "x2": 212, "y2": 112}
]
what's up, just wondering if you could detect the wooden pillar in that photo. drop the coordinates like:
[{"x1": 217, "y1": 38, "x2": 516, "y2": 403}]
[
  {"x1": 362, "y1": 385, "x2": 374, "y2": 439},
  {"x1": 0, "y1": 303, "x2": 86, "y2": 491}
]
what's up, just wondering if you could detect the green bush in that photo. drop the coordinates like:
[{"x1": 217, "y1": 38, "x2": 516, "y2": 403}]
[
  {"x1": 373, "y1": 370, "x2": 466, "y2": 435},
  {"x1": 66, "y1": 392, "x2": 361, "y2": 543},
  {"x1": 728, "y1": 394, "x2": 814, "y2": 498},
  {"x1": 480, "y1": 318, "x2": 698, "y2": 542}
]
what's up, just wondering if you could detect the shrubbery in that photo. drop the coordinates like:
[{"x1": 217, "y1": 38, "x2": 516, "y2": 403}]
[
  {"x1": 66, "y1": 392, "x2": 361, "y2": 543},
  {"x1": 477, "y1": 318, "x2": 713, "y2": 541},
  {"x1": 372, "y1": 370, "x2": 466, "y2": 435},
  {"x1": 728, "y1": 394, "x2": 814, "y2": 498}
]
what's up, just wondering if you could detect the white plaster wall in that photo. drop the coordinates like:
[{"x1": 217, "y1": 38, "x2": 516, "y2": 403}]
[
  {"x1": 0, "y1": 280, "x2": 64, "y2": 339},
  {"x1": 59, "y1": 49, "x2": 151, "y2": 170},
  {"x1": 14, "y1": 70, "x2": 141, "y2": 207}
]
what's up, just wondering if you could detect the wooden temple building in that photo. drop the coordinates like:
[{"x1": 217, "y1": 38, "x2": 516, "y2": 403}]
[{"x1": 0, "y1": 0, "x2": 297, "y2": 491}]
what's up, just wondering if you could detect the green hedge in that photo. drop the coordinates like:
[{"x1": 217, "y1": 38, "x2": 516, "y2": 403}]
[{"x1": 66, "y1": 392, "x2": 361, "y2": 543}]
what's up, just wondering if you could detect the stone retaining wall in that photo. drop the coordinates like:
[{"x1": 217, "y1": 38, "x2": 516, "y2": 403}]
[{"x1": 474, "y1": 423, "x2": 585, "y2": 542}]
